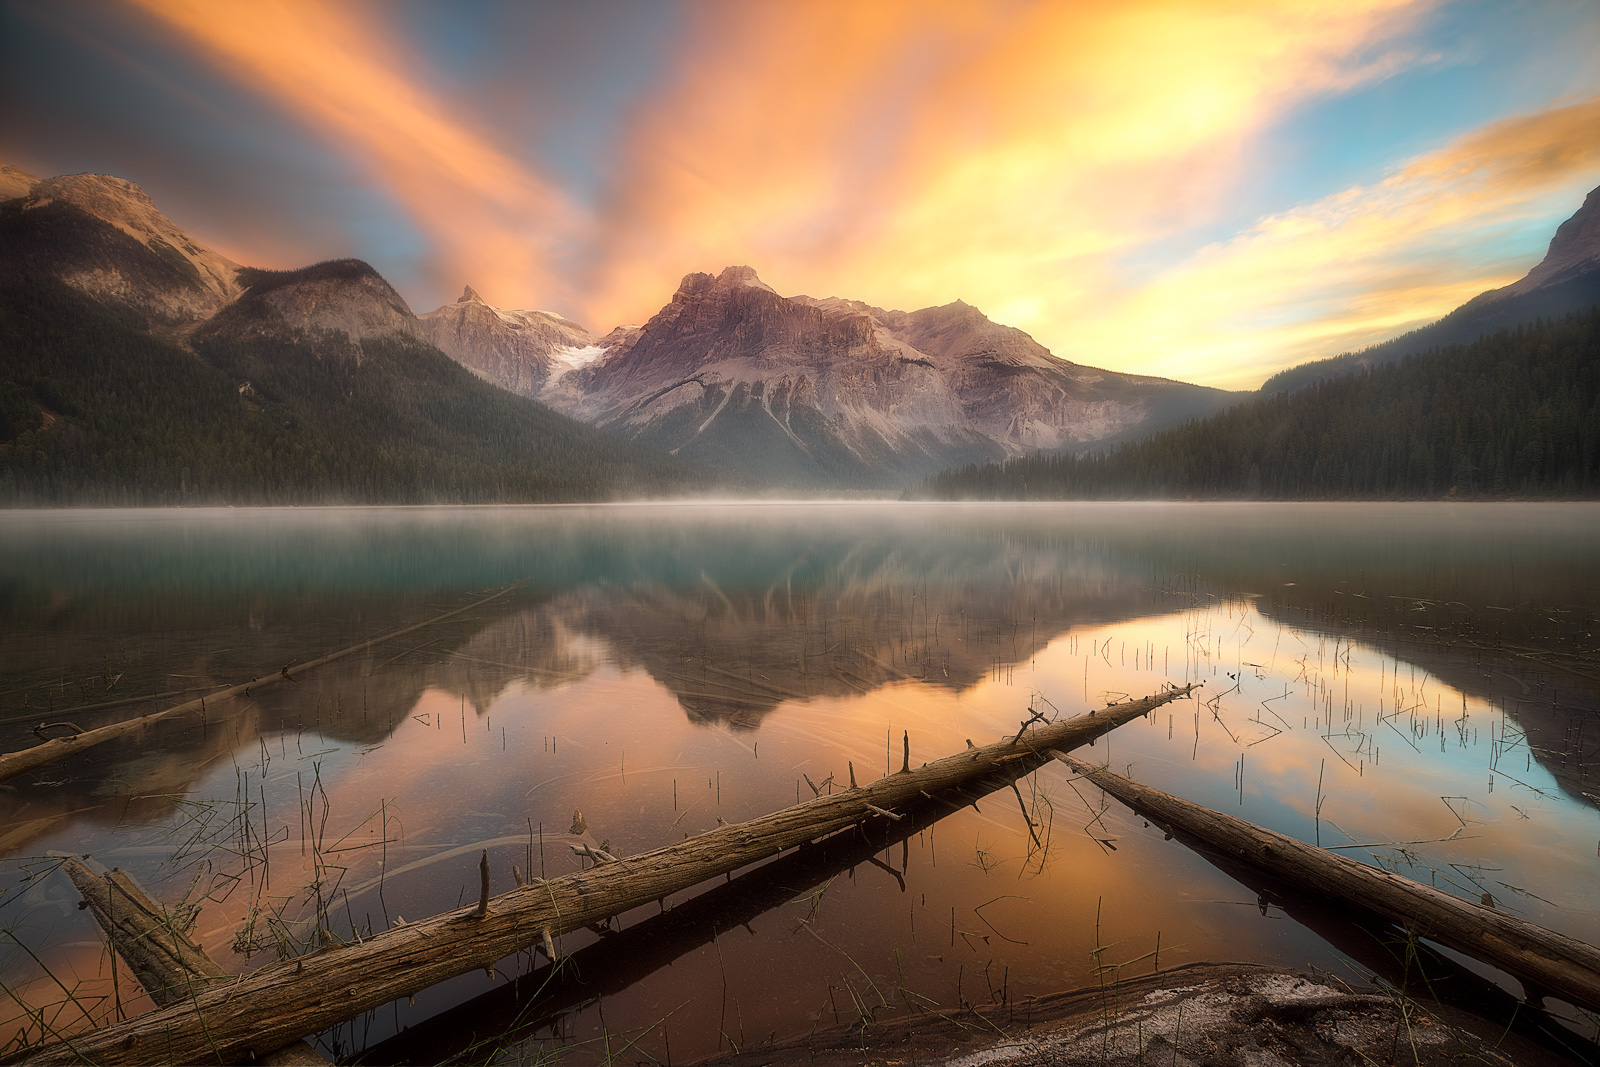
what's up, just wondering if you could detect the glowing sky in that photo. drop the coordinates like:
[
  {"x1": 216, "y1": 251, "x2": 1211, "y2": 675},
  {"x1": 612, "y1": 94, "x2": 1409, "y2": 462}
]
[{"x1": 3, "y1": 0, "x2": 1599, "y2": 389}]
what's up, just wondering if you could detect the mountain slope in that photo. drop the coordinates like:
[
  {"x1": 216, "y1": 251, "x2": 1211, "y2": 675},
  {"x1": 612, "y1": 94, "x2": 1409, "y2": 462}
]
[
  {"x1": 0, "y1": 270, "x2": 698, "y2": 504},
  {"x1": 0, "y1": 169, "x2": 240, "y2": 329},
  {"x1": 1265, "y1": 183, "x2": 1600, "y2": 394},
  {"x1": 923, "y1": 311, "x2": 1600, "y2": 500},
  {"x1": 0, "y1": 168, "x2": 700, "y2": 503},
  {"x1": 871, "y1": 299, "x2": 1240, "y2": 451},
  {"x1": 418, "y1": 285, "x2": 605, "y2": 397},
  {"x1": 556, "y1": 266, "x2": 999, "y2": 485},
  {"x1": 0, "y1": 165, "x2": 39, "y2": 200},
  {"x1": 428, "y1": 266, "x2": 1239, "y2": 487},
  {"x1": 214, "y1": 259, "x2": 421, "y2": 345}
]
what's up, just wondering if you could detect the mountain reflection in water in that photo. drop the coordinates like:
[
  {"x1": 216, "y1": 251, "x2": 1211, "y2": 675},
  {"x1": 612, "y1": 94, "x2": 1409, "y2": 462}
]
[{"x1": 0, "y1": 503, "x2": 1596, "y2": 1062}]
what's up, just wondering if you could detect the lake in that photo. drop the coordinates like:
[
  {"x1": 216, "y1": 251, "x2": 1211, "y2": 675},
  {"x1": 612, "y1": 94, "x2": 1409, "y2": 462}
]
[{"x1": 1, "y1": 502, "x2": 1597, "y2": 1062}]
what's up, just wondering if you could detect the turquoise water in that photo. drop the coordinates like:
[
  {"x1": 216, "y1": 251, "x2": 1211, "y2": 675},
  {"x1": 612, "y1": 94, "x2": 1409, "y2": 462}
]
[{"x1": 1, "y1": 503, "x2": 1596, "y2": 1061}]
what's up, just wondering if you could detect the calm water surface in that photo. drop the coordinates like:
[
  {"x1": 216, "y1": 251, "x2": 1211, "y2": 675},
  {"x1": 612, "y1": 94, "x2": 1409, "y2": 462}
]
[{"x1": 1, "y1": 503, "x2": 1597, "y2": 1062}]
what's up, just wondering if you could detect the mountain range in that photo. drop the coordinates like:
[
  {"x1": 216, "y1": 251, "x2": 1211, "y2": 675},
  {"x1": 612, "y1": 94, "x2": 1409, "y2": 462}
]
[
  {"x1": 922, "y1": 187, "x2": 1600, "y2": 501},
  {"x1": 0, "y1": 160, "x2": 1240, "y2": 495},
  {"x1": 2, "y1": 157, "x2": 1597, "y2": 501},
  {"x1": 421, "y1": 264, "x2": 1237, "y2": 484},
  {"x1": 918, "y1": 178, "x2": 1600, "y2": 499},
  {"x1": 0, "y1": 165, "x2": 690, "y2": 504}
]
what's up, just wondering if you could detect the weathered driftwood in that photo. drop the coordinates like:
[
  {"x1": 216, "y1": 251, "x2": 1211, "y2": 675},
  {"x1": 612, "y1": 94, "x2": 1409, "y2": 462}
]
[
  {"x1": 1057, "y1": 753, "x2": 1600, "y2": 1014},
  {"x1": 12, "y1": 686, "x2": 1195, "y2": 1066},
  {"x1": 1187, "y1": 847, "x2": 1600, "y2": 1064},
  {"x1": 359, "y1": 772, "x2": 1009, "y2": 1065},
  {"x1": 0, "y1": 583, "x2": 521, "y2": 783},
  {"x1": 62, "y1": 860, "x2": 327, "y2": 1065}
]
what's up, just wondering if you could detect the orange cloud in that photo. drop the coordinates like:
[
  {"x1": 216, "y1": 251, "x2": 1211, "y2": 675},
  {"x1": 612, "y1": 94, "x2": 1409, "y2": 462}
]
[
  {"x1": 1090, "y1": 97, "x2": 1600, "y2": 389},
  {"x1": 120, "y1": 0, "x2": 1600, "y2": 390},
  {"x1": 126, "y1": 0, "x2": 579, "y2": 309},
  {"x1": 581, "y1": 0, "x2": 1431, "y2": 332}
]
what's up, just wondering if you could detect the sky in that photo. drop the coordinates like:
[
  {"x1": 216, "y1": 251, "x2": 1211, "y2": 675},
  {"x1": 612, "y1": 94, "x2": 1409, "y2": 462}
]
[{"x1": 3, "y1": 0, "x2": 1599, "y2": 391}]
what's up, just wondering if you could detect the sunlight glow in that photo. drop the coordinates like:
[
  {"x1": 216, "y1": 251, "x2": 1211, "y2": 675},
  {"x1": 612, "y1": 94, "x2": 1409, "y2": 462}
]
[{"x1": 120, "y1": 0, "x2": 1600, "y2": 387}]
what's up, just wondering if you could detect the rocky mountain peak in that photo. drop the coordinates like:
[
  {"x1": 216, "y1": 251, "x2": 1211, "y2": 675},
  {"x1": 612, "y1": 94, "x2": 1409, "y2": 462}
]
[
  {"x1": 715, "y1": 264, "x2": 775, "y2": 292},
  {"x1": 598, "y1": 323, "x2": 641, "y2": 347},
  {"x1": 2, "y1": 164, "x2": 240, "y2": 325},
  {"x1": 1527, "y1": 183, "x2": 1600, "y2": 284},
  {"x1": 38, "y1": 170, "x2": 240, "y2": 296},
  {"x1": 1261, "y1": 181, "x2": 1600, "y2": 395},
  {"x1": 1487, "y1": 182, "x2": 1600, "y2": 302},
  {"x1": 929, "y1": 299, "x2": 986, "y2": 325},
  {"x1": 418, "y1": 286, "x2": 601, "y2": 398},
  {"x1": 674, "y1": 264, "x2": 776, "y2": 300},
  {"x1": 38, "y1": 171, "x2": 153, "y2": 210},
  {"x1": 214, "y1": 259, "x2": 420, "y2": 346},
  {"x1": 33, "y1": 173, "x2": 237, "y2": 286}
]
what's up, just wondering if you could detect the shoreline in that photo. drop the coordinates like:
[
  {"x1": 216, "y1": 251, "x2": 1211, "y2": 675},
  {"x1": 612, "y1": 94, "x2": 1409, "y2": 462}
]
[{"x1": 686, "y1": 963, "x2": 1590, "y2": 1067}]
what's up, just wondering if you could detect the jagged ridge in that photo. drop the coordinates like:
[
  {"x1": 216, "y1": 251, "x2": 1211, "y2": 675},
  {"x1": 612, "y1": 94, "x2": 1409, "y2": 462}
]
[
  {"x1": 0, "y1": 165, "x2": 701, "y2": 503},
  {"x1": 425, "y1": 265, "x2": 1238, "y2": 487}
]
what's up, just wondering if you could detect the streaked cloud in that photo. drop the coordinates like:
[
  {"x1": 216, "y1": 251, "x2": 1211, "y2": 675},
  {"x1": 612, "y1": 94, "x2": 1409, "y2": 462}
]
[
  {"x1": 126, "y1": 0, "x2": 582, "y2": 308},
  {"x1": 103, "y1": 0, "x2": 1600, "y2": 386},
  {"x1": 581, "y1": 0, "x2": 1433, "y2": 334},
  {"x1": 1087, "y1": 97, "x2": 1600, "y2": 389}
]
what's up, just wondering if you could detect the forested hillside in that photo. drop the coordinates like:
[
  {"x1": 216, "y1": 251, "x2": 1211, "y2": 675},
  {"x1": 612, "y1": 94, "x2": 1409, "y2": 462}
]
[
  {"x1": 1261, "y1": 182, "x2": 1600, "y2": 395},
  {"x1": 0, "y1": 277, "x2": 701, "y2": 505},
  {"x1": 921, "y1": 312, "x2": 1600, "y2": 500}
]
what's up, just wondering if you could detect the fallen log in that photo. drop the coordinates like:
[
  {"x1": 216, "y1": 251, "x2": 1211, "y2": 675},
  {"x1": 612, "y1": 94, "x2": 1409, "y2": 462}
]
[
  {"x1": 62, "y1": 860, "x2": 327, "y2": 1065},
  {"x1": 0, "y1": 583, "x2": 522, "y2": 784},
  {"x1": 357, "y1": 773, "x2": 1011, "y2": 1065},
  {"x1": 10, "y1": 685, "x2": 1196, "y2": 1066},
  {"x1": 1056, "y1": 753, "x2": 1600, "y2": 1014},
  {"x1": 1182, "y1": 845, "x2": 1600, "y2": 1064}
]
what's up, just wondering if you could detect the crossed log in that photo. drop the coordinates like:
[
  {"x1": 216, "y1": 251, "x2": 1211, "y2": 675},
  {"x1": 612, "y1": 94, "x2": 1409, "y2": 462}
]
[{"x1": 62, "y1": 862, "x2": 327, "y2": 1065}]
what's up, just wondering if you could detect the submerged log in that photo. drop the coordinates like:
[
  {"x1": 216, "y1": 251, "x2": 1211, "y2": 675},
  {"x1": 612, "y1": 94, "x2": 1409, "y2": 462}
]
[
  {"x1": 1186, "y1": 843, "x2": 1600, "y2": 1064},
  {"x1": 11, "y1": 685, "x2": 1196, "y2": 1066},
  {"x1": 61, "y1": 860, "x2": 328, "y2": 1065},
  {"x1": 1057, "y1": 753, "x2": 1600, "y2": 1014},
  {"x1": 358, "y1": 772, "x2": 1014, "y2": 1065},
  {"x1": 0, "y1": 583, "x2": 521, "y2": 783}
]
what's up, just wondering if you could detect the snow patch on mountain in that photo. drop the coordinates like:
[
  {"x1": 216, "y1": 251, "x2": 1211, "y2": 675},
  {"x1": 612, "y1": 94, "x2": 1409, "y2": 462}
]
[
  {"x1": 549, "y1": 343, "x2": 609, "y2": 375},
  {"x1": 419, "y1": 288, "x2": 605, "y2": 399}
]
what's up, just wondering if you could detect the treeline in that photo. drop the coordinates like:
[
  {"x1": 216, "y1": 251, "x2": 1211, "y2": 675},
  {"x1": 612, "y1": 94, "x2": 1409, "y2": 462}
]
[
  {"x1": 922, "y1": 311, "x2": 1600, "y2": 500},
  {"x1": 1259, "y1": 271, "x2": 1600, "y2": 396},
  {"x1": 0, "y1": 277, "x2": 701, "y2": 505}
]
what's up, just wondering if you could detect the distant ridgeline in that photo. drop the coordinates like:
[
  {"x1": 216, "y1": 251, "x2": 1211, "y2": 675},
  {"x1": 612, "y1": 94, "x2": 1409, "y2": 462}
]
[
  {"x1": 0, "y1": 274, "x2": 699, "y2": 506},
  {"x1": 5, "y1": 163, "x2": 1598, "y2": 504},
  {"x1": 920, "y1": 311, "x2": 1600, "y2": 500},
  {"x1": 0, "y1": 166, "x2": 706, "y2": 506}
]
